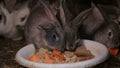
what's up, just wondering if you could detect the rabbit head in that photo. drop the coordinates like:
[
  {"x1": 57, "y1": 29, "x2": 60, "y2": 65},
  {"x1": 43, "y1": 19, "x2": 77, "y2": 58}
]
[
  {"x1": 25, "y1": 0, "x2": 66, "y2": 51},
  {"x1": 94, "y1": 22, "x2": 120, "y2": 48},
  {"x1": 0, "y1": 2, "x2": 17, "y2": 39},
  {"x1": 93, "y1": 4, "x2": 120, "y2": 48},
  {"x1": 13, "y1": 1, "x2": 30, "y2": 35},
  {"x1": 0, "y1": 0, "x2": 30, "y2": 40}
]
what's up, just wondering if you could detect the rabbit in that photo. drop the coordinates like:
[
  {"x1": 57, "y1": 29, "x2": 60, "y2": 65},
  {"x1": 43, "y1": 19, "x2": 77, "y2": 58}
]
[
  {"x1": 72, "y1": 3, "x2": 120, "y2": 48},
  {"x1": 25, "y1": 0, "x2": 66, "y2": 51},
  {"x1": 0, "y1": 0, "x2": 30, "y2": 40},
  {"x1": 94, "y1": 4, "x2": 120, "y2": 48},
  {"x1": 0, "y1": 2, "x2": 17, "y2": 39},
  {"x1": 25, "y1": 0, "x2": 79, "y2": 52}
]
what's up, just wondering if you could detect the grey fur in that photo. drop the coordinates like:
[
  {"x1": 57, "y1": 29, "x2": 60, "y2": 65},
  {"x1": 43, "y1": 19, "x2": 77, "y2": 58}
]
[
  {"x1": 25, "y1": 0, "x2": 66, "y2": 51},
  {"x1": 74, "y1": 4, "x2": 120, "y2": 48},
  {"x1": 25, "y1": 0, "x2": 80, "y2": 51}
]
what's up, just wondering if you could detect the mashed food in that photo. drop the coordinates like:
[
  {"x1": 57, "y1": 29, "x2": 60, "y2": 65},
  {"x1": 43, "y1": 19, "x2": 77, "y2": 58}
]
[{"x1": 30, "y1": 45, "x2": 94, "y2": 64}]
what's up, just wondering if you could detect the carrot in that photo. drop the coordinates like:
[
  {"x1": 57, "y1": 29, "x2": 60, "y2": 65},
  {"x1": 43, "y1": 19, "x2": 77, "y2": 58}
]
[
  {"x1": 53, "y1": 49, "x2": 65, "y2": 61},
  {"x1": 44, "y1": 53, "x2": 55, "y2": 64},
  {"x1": 28, "y1": 54, "x2": 40, "y2": 62},
  {"x1": 109, "y1": 48, "x2": 119, "y2": 56}
]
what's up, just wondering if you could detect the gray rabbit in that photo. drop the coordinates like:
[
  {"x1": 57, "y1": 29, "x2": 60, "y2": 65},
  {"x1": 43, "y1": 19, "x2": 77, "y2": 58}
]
[
  {"x1": 72, "y1": 4, "x2": 120, "y2": 48},
  {"x1": 25, "y1": 0, "x2": 79, "y2": 51},
  {"x1": 25, "y1": 0, "x2": 66, "y2": 51},
  {"x1": 0, "y1": 0, "x2": 30, "y2": 40}
]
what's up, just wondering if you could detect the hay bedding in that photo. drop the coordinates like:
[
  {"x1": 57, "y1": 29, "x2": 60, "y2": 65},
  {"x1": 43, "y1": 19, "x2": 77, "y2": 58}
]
[
  {"x1": 0, "y1": 38, "x2": 120, "y2": 68},
  {"x1": 0, "y1": 38, "x2": 26, "y2": 68}
]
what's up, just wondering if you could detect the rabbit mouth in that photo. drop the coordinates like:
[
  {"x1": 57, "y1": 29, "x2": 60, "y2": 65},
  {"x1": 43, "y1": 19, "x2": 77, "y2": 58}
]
[
  {"x1": 45, "y1": 45, "x2": 65, "y2": 52},
  {"x1": 66, "y1": 39, "x2": 80, "y2": 51}
]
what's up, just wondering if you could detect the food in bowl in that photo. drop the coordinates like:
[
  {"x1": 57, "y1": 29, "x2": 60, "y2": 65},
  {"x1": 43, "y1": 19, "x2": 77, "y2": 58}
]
[
  {"x1": 15, "y1": 40, "x2": 109, "y2": 68},
  {"x1": 28, "y1": 45, "x2": 94, "y2": 64}
]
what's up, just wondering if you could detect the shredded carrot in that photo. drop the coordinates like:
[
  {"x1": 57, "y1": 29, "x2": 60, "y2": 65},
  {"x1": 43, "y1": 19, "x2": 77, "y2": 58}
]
[
  {"x1": 44, "y1": 53, "x2": 55, "y2": 64},
  {"x1": 28, "y1": 54, "x2": 40, "y2": 62},
  {"x1": 44, "y1": 53, "x2": 51, "y2": 59},
  {"x1": 109, "y1": 48, "x2": 119, "y2": 56},
  {"x1": 53, "y1": 49, "x2": 65, "y2": 61}
]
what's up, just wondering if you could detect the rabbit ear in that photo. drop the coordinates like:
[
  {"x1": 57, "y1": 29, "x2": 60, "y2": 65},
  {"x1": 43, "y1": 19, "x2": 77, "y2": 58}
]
[
  {"x1": 28, "y1": 0, "x2": 38, "y2": 10},
  {"x1": 92, "y1": 3, "x2": 104, "y2": 22},
  {"x1": 40, "y1": 0, "x2": 56, "y2": 22},
  {"x1": 59, "y1": 0, "x2": 73, "y2": 25},
  {"x1": 40, "y1": 0, "x2": 64, "y2": 29},
  {"x1": 71, "y1": 8, "x2": 92, "y2": 27},
  {"x1": 59, "y1": 0, "x2": 75, "y2": 27},
  {"x1": 59, "y1": 0, "x2": 66, "y2": 25},
  {"x1": 4, "y1": 0, "x2": 16, "y2": 12}
]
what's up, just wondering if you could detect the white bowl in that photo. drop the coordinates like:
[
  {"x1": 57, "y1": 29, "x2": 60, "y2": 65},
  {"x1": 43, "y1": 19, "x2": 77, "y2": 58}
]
[{"x1": 15, "y1": 40, "x2": 109, "y2": 68}]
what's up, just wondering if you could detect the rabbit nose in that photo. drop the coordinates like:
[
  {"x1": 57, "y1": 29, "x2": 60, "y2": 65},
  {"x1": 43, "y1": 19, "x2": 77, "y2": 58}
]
[
  {"x1": 69, "y1": 45, "x2": 76, "y2": 51},
  {"x1": 16, "y1": 25, "x2": 24, "y2": 31},
  {"x1": 66, "y1": 43, "x2": 76, "y2": 51}
]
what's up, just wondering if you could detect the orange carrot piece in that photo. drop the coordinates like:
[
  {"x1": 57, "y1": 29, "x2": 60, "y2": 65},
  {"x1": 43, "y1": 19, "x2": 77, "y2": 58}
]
[
  {"x1": 44, "y1": 53, "x2": 55, "y2": 64},
  {"x1": 53, "y1": 49, "x2": 65, "y2": 61},
  {"x1": 109, "y1": 48, "x2": 119, "y2": 56},
  {"x1": 28, "y1": 54, "x2": 40, "y2": 62},
  {"x1": 44, "y1": 53, "x2": 51, "y2": 59}
]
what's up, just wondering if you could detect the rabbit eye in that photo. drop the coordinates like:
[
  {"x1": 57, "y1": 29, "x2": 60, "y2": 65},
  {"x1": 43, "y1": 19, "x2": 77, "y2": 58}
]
[
  {"x1": 51, "y1": 33, "x2": 59, "y2": 41},
  {"x1": 108, "y1": 30, "x2": 113, "y2": 38},
  {"x1": 0, "y1": 14, "x2": 2, "y2": 21},
  {"x1": 108, "y1": 32, "x2": 111, "y2": 36},
  {"x1": 21, "y1": 15, "x2": 27, "y2": 22}
]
